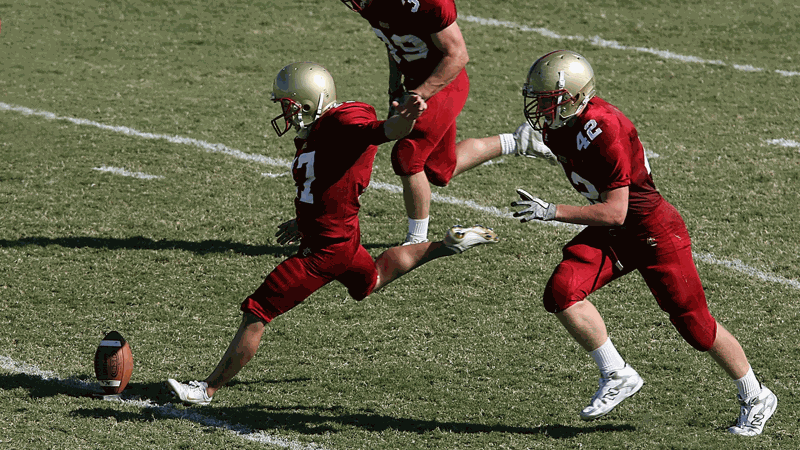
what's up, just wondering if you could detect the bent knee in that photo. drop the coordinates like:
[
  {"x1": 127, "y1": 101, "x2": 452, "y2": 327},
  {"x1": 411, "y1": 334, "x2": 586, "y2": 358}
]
[
  {"x1": 542, "y1": 266, "x2": 584, "y2": 313},
  {"x1": 670, "y1": 309, "x2": 717, "y2": 351}
]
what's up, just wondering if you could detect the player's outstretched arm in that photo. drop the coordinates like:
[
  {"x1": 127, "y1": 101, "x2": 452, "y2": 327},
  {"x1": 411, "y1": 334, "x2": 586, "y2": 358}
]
[
  {"x1": 383, "y1": 93, "x2": 427, "y2": 140},
  {"x1": 511, "y1": 186, "x2": 629, "y2": 227}
]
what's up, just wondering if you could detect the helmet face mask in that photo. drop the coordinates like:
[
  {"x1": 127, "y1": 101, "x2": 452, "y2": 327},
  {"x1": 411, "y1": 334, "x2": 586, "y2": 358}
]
[
  {"x1": 270, "y1": 97, "x2": 304, "y2": 137},
  {"x1": 523, "y1": 50, "x2": 596, "y2": 132},
  {"x1": 523, "y1": 86, "x2": 575, "y2": 132},
  {"x1": 270, "y1": 62, "x2": 337, "y2": 137}
]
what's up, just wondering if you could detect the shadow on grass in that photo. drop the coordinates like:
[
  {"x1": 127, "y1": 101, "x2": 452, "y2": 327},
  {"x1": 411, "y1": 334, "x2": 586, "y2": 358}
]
[
  {"x1": 1, "y1": 371, "x2": 636, "y2": 439},
  {"x1": 0, "y1": 236, "x2": 390, "y2": 256},
  {"x1": 209, "y1": 403, "x2": 637, "y2": 437},
  {"x1": 0, "y1": 372, "x2": 175, "y2": 403},
  {"x1": 0, "y1": 372, "x2": 307, "y2": 404}
]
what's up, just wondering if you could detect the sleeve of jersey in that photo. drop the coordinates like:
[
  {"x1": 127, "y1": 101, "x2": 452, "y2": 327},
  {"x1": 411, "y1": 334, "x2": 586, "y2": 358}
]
[
  {"x1": 419, "y1": 0, "x2": 458, "y2": 33},
  {"x1": 594, "y1": 118, "x2": 631, "y2": 193},
  {"x1": 335, "y1": 103, "x2": 391, "y2": 147}
]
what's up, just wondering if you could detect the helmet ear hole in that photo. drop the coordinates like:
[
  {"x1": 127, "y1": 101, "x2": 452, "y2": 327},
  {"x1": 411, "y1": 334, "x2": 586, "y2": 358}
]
[{"x1": 302, "y1": 104, "x2": 311, "y2": 112}]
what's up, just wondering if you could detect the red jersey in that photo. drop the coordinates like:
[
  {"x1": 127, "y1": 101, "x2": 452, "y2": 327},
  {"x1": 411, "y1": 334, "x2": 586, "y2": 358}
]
[
  {"x1": 292, "y1": 102, "x2": 389, "y2": 247},
  {"x1": 358, "y1": 0, "x2": 458, "y2": 88},
  {"x1": 543, "y1": 97, "x2": 663, "y2": 226}
]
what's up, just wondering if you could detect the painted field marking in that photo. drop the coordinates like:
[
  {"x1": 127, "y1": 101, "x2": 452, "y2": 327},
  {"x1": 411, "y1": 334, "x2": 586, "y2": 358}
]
[
  {"x1": 93, "y1": 165, "x2": 164, "y2": 180},
  {"x1": 2, "y1": 101, "x2": 797, "y2": 290},
  {"x1": 461, "y1": 15, "x2": 800, "y2": 77},
  {"x1": 0, "y1": 355, "x2": 329, "y2": 450},
  {"x1": 0, "y1": 103, "x2": 291, "y2": 169},
  {"x1": 765, "y1": 138, "x2": 800, "y2": 148},
  {"x1": 262, "y1": 172, "x2": 290, "y2": 178}
]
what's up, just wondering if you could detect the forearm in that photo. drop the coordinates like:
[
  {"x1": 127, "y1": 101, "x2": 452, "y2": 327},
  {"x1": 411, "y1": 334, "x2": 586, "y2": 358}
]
[
  {"x1": 554, "y1": 203, "x2": 626, "y2": 227},
  {"x1": 411, "y1": 52, "x2": 467, "y2": 100},
  {"x1": 383, "y1": 114, "x2": 416, "y2": 140}
]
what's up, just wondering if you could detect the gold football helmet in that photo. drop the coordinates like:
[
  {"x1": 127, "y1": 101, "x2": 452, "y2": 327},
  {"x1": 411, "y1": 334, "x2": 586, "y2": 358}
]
[
  {"x1": 523, "y1": 50, "x2": 596, "y2": 131},
  {"x1": 271, "y1": 62, "x2": 337, "y2": 136}
]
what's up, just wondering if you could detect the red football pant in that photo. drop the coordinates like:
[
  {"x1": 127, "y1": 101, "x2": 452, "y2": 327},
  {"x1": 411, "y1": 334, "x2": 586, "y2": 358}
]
[
  {"x1": 390, "y1": 69, "x2": 469, "y2": 187},
  {"x1": 241, "y1": 239, "x2": 378, "y2": 323}
]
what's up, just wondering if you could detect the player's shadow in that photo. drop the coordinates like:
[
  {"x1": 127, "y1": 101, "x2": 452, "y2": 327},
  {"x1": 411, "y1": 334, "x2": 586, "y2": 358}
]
[
  {"x1": 0, "y1": 372, "x2": 176, "y2": 403},
  {"x1": 0, "y1": 372, "x2": 90, "y2": 400},
  {"x1": 69, "y1": 400, "x2": 635, "y2": 439},
  {"x1": 0, "y1": 370, "x2": 312, "y2": 404},
  {"x1": 0, "y1": 236, "x2": 390, "y2": 257},
  {"x1": 2, "y1": 371, "x2": 635, "y2": 439},
  {"x1": 208, "y1": 403, "x2": 636, "y2": 438}
]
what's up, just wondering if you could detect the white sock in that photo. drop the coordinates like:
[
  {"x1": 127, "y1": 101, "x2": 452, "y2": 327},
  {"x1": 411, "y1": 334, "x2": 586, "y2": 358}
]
[
  {"x1": 499, "y1": 133, "x2": 516, "y2": 155},
  {"x1": 407, "y1": 216, "x2": 429, "y2": 240},
  {"x1": 734, "y1": 366, "x2": 761, "y2": 400},
  {"x1": 589, "y1": 338, "x2": 626, "y2": 377}
]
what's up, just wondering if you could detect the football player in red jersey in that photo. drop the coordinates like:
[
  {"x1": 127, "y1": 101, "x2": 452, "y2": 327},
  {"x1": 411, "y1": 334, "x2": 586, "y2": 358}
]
[
  {"x1": 166, "y1": 62, "x2": 499, "y2": 405},
  {"x1": 341, "y1": 0, "x2": 552, "y2": 245},
  {"x1": 511, "y1": 50, "x2": 776, "y2": 435}
]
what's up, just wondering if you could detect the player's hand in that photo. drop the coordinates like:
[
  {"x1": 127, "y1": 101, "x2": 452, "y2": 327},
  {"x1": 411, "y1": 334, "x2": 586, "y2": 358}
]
[
  {"x1": 511, "y1": 189, "x2": 557, "y2": 222},
  {"x1": 387, "y1": 87, "x2": 405, "y2": 119},
  {"x1": 391, "y1": 91, "x2": 427, "y2": 121},
  {"x1": 275, "y1": 218, "x2": 301, "y2": 245},
  {"x1": 513, "y1": 122, "x2": 558, "y2": 165}
]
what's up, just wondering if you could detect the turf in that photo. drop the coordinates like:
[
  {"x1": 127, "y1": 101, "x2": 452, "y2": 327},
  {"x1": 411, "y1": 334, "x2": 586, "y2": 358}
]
[{"x1": 1, "y1": 1, "x2": 798, "y2": 449}]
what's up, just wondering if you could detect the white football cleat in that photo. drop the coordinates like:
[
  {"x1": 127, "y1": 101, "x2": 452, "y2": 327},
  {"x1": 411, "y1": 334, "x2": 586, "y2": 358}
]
[
  {"x1": 401, "y1": 233, "x2": 429, "y2": 246},
  {"x1": 580, "y1": 365, "x2": 644, "y2": 420},
  {"x1": 728, "y1": 386, "x2": 777, "y2": 436},
  {"x1": 513, "y1": 122, "x2": 558, "y2": 165},
  {"x1": 443, "y1": 225, "x2": 499, "y2": 253},
  {"x1": 167, "y1": 379, "x2": 213, "y2": 406}
]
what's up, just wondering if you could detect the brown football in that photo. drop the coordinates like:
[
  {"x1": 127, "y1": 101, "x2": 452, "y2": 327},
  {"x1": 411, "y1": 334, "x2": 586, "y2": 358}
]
[{"x1": 93, "y1": 330, "x2": 134, "y2": 395}]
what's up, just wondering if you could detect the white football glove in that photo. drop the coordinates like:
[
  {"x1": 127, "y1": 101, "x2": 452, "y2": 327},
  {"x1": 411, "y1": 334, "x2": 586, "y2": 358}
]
[
  {"x1": 511, "y1": 188, "x2": 557, "y2": 222},
  {"x1": 275, "y1": 218, "x2": 301, "y2": 245},
  {"x1": 513, "y1": 122, "x2": 558, "y2": 165}
]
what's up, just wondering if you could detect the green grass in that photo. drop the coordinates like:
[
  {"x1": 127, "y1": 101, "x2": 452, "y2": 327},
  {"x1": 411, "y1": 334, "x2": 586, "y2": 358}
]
[{"x1": 1, "y1": 0, "x2": 799, "y2": 449}]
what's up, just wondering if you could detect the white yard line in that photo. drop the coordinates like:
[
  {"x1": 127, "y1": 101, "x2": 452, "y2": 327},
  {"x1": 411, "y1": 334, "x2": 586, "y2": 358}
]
[
  {"x1": 0, "y1": 355, "x2": 329, "y2": 450},
  {"x1": 93, "y1": 165, "x2": 164, "y2": 180},
  {"x1": 0, "y1": 103, "x2": 291, "y2": 169},
  {"x1": 765, "y1": 138, "x2": 800, "y2": 148},
  {"x1": 460, "y1": 15, "x2": 800, "y2": 77},
  {"x1": 2, "y1": 100, "x2": 797, "y2": 290}
]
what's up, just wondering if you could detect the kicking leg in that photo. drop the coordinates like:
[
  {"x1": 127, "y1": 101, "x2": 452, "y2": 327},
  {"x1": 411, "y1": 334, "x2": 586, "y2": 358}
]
[
  {"x1": 373, "y1": 225, "x2": 499, "y2": 291},
  {"x1": 452, "y1": 135, "x2": 505, "y2": 177},
  {"x1": 167, "y1": 313, "x2": 266, "y2": 405}
]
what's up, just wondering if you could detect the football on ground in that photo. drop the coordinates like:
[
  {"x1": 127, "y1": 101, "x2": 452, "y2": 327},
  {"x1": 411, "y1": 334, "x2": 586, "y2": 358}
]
[{"x1": 93, "y1": 330, "x2": 134, "y2": 395}]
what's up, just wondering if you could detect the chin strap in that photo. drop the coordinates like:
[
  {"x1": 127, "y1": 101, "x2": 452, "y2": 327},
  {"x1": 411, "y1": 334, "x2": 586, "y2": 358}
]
[
  {"x1": 295, "y1": 93, "x2": 329, "y2": 137},
  {"x1": 554, "y1": 71, "x2": 567, "y2": 126},
  {"x1": 315, "y1": 92, "x2": 325, "y2": 121}
]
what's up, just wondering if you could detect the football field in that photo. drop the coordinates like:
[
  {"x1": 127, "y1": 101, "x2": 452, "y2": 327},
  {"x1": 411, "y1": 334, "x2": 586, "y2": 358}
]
[{"x1": 1, "y1": 1, "x2": 799, "y2": 449}]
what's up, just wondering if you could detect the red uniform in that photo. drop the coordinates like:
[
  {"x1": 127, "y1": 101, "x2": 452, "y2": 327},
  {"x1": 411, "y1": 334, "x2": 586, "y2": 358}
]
[
  {"x1": 542, "y1": 97, "x2": 717, "y2": 351},
  {"x1": 241, "y1": 102, "x2": 390, "y2": 323},
  {"x1": 358, "y1": 0, "x2": 468, "y2": 186}
]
